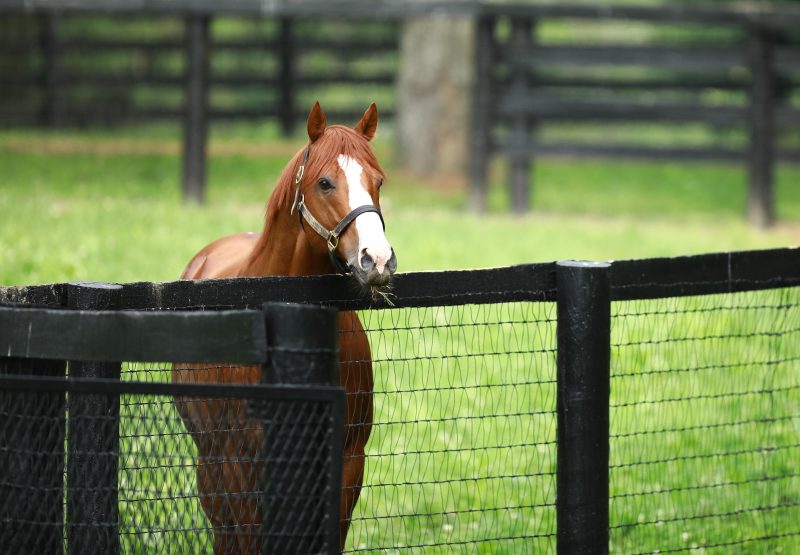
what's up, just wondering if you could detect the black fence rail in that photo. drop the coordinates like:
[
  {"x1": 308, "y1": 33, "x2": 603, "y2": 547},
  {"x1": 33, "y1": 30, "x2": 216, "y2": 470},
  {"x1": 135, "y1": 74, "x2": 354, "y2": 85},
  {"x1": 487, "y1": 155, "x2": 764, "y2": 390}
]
[{"x1": 1, "y1": 247, "x2": 799, "y2": 552}]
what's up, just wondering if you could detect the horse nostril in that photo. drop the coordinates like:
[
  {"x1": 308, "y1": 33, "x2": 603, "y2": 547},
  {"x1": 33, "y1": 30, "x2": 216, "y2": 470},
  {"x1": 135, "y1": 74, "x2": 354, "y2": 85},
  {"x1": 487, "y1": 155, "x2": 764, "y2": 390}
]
[
  {"x1": 386, "y1": 249, "x2": 398, "y2": 274},
  {"x1": 360, "y1": 251, "x2": 375, "y2": 272}
]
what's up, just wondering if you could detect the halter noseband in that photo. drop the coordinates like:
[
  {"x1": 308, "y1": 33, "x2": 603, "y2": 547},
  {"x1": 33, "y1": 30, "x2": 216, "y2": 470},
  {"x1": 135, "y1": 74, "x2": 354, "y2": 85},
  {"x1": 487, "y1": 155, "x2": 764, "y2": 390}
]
[{"x1": 290, "y1": 146, "x2": 385, "y2": 275}]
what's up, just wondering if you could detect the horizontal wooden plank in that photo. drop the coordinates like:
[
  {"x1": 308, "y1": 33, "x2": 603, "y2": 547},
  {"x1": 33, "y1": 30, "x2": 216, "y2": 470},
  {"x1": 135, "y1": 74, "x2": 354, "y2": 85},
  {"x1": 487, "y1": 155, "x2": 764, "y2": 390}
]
[
  {"x1": 778, "y1": 149, "x2": 800, "y2": 163},
  {"x1": 495, "y1": 75, "x2": 748, "y2": 91},
  {"x1": 495, "y1": 140, "x2": 745, "y2": 162},
  {"x1": 297, "y1": 38, "x2": 398, "y2": 52},
  {"x1": 610, "y1": 247, "x2": 800, "y2": 300},
  {"x1": 2, "y1": 1, "x2": 800, "y2": 31},
  {"x1": 496, "y1": 95, "x2": 746, "y2": 124},
  {"x1": 297, "y1": 74, "x2": 395, "y2": 86},
  {"x1": 2, "y1": 0, "x2": 799, "y2": 28},
  {"x1": 291, "y1": 108, "x2": 396, "y2": 122},
  {"x1": 2, "y1": 248, "x2": 799, "y2": 311},
  {"x1": 0, "y1": 374, "x2": 345, "y2": 404},
  {"x1": 0, "y1": 283, "x2": 66, "y2": 307},
  {"x1": 1, "y1": 37, "x2": 397, "y2": 55},
  {"x1": 495, "y1": 141, "x2": 800, "y2": 164},
  {"x1": 78, "y1": 75, "x2": 184, "y2": 87},
  {"x1": 481, "y1": 3, "x2": 800, "y2": 29},
  {"x1": 0, "y1": 305, "x2": 267, "y2": 362},
  {"x1": 211, "y1": 38, "x2": 279, "y2": 50},
  {"x1": 0, "y1": 0, "x2": 480, "y2": 18},
  {"x1": 775, "y1": 47, "x2": 800, "y2": 73},
  {"x1": 0, "y1": 73, "x2": 395, "y2": 88},
  {"x1": 776, "y1": 106, "x2": 800, "y2": 127},
  {"x1": 502, "y1": 45, "x2": 746, "y2": 71},
  {"x1": 119, "y1": 263, "x2": 559, "y2": 310},
  {"x1": 58, "y1": 38, "x2": 183, "y2": 50}
]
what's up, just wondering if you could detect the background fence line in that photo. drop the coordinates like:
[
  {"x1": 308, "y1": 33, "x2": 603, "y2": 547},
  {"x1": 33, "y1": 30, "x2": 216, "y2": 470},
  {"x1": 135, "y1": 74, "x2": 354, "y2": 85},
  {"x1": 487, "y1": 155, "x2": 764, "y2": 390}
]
[{"x1": 2, "y1": 1, "x2": 799, "y2": 218}]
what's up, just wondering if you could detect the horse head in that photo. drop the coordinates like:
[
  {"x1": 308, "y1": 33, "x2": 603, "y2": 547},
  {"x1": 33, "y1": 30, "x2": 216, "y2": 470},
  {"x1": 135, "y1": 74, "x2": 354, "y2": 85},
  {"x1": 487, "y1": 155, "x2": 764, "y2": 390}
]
[{"x1": 291, "y1": 101, "x2": 397, "y2": 289}]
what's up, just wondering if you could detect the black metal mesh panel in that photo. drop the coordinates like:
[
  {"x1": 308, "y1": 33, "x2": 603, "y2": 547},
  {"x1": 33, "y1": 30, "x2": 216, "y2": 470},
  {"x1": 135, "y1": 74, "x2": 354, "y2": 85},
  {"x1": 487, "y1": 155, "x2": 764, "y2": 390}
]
[
  {"x1": 341, "y1": 302, "x2": 558, "y2": 553},
  {"x1": 0, "y1": 373, "x2": 65, "y2": 554},
  {"x1": 0, "y1": 375, "x2": 342, "y2": 554},
  {"x1": 119, "y1": 377, "x2": 217, "y2": 553},
  {"x1": 610, "y1": 287, "x2": 800, "y2": 553}
]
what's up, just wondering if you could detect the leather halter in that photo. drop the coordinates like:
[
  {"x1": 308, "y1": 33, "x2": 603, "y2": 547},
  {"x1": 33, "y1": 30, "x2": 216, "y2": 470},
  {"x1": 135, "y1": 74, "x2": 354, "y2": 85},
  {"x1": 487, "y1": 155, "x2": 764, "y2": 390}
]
[{"x1": 290, "y1": 146, "x2": 385, "y2": 274}]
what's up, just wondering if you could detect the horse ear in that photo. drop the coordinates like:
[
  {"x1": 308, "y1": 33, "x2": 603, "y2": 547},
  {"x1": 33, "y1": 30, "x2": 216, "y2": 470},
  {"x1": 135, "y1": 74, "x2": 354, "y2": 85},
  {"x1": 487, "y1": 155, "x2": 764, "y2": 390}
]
[
  {"x1": 354, "y1": 102, "x2": 378, "y2": 141},
  {"x1": 307, "y1": 101, "x2": 327, "y2": 142}
]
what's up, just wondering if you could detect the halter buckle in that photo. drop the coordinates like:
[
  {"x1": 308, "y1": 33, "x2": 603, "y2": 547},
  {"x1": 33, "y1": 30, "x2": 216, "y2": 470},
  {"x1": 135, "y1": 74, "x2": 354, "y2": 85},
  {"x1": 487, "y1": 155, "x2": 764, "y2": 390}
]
[
  {"x1": 326, "y1": 232, "x2": 339, "y2": 251},
  {"x1": 295, "y1": 164, "x2": 304, "y2": 185}
]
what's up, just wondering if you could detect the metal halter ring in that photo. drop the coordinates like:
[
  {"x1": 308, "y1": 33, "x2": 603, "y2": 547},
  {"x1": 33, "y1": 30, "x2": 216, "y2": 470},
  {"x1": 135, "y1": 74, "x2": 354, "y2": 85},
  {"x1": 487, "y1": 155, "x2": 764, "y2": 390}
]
[{"x1": 326, "y1": 232, "x2": 339, "y2": 251}]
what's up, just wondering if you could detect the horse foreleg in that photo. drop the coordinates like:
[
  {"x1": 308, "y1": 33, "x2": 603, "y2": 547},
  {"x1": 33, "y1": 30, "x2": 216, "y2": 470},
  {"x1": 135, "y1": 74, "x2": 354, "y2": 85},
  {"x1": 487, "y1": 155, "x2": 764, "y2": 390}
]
[
  {"x1": 196, "y1": 453, "x2": 240, "y2": 554},
  {"x1": 219, "y1": 414, "x2": 263, "y2": 555},
  {"x1": 223, "y1": 457, "x2": 262, "y2": 554},
  {"x1": 339, "y1": 440, "x2": 367, "y2": 551}
]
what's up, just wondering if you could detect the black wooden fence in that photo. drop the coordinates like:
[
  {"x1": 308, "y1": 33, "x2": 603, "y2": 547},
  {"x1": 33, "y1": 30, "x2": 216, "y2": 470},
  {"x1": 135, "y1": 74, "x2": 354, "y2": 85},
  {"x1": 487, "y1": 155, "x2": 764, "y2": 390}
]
[
  {"x1": 469, "y1": 3, "x2": 800, "y2": 225},
  {"x1": 3, "y1": 1, "x2": 800, "y2": 217},
  {"x1": 0, "y1": 7, "x2": 401, "y2": 203},
  {"x1": 1, "y1": 246, "x2": 799, "y2": 552}
]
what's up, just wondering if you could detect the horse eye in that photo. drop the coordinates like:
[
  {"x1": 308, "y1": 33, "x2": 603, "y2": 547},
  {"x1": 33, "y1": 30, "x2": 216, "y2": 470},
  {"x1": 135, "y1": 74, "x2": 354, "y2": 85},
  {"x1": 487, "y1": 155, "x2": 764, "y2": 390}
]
[
  {"x1": 378, "y1": 178, "x2": 385, "y2": 189},
  {"x1": 318, "y1": 177, "x2": 334, "y2": 191}
]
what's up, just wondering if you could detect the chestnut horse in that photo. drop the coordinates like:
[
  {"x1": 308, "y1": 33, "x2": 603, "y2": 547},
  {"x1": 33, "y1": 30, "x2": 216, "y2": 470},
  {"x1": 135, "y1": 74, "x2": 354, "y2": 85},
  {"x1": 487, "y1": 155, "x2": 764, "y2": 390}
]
[{"x1": 173, "y1": 102, "x2": 396, "y2": 553}]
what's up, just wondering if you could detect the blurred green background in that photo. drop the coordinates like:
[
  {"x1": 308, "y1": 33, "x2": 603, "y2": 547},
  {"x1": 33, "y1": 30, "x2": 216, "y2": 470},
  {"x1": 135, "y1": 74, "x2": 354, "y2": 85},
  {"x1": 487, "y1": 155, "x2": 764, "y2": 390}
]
[{"x1": 1, "y1": 121, "x2": 798, "y2": 286}]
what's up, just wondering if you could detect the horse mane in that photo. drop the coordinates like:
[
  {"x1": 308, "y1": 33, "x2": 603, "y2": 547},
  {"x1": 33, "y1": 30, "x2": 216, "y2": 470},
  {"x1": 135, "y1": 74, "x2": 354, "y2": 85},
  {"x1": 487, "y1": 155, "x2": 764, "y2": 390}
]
[{"x1": 261, "y1": 124, "x2": 384, "y2": 233}]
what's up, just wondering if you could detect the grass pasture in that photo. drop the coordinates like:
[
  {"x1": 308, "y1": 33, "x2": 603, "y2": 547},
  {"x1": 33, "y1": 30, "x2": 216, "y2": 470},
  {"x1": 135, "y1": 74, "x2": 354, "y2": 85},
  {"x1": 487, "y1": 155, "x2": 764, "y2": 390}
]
[{"x1": 1, "y1": 126, "x2": 799, "y2": 553}]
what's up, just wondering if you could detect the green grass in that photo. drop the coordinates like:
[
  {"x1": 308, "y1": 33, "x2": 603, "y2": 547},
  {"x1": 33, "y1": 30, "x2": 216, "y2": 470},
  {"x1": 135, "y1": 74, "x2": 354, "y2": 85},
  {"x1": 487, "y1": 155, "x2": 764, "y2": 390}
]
[
  {"x1": 1, "y1": 126, "x2": 799, "y2": 286},
  {"x1": 1, "y1": 127, "x2": 798, "y2": 553}
]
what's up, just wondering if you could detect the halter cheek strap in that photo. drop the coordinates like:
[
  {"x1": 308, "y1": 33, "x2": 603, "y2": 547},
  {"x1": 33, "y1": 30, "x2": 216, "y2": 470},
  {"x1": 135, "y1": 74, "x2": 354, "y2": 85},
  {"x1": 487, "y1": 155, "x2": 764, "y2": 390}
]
[{"x1": 290, "y1": 146, "x2": 385, "y2": 275}]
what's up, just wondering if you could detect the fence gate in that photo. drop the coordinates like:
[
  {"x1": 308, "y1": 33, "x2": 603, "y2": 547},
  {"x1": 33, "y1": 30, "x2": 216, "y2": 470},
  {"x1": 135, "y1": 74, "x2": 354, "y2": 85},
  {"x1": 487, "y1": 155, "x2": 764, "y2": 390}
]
[{"x1": 0, "y1": 298, "x2": 345, "y2": 554}]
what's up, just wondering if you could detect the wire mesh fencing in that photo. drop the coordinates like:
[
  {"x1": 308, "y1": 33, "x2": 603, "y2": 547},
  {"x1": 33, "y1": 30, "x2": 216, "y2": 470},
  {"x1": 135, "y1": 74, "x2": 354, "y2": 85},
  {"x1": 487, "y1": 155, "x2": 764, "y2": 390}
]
[
  {"x1": 2, "y1": 250, "x2": 799, "y2": 553},
  {"x1": 0, "y1": 372, "x2": 343, "y2": 554},
  {"x1": 609, "y1": 286, "x2": 800, "y2": 553},
  {"x1": 339, "y1": 302, "x2": 558, "y2": 553}
]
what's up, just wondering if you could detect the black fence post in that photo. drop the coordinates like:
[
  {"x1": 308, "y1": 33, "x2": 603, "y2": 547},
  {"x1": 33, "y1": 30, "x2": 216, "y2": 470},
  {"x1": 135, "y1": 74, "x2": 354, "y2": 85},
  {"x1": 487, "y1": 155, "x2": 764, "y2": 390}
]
[
  {"x1": 66, "y1": 282, "x2": 123, "y2": 555},
  {"x1": 508, "y1": 17, "x2": 534, "y2": 214},
  {"x1": 556, "y1": 261, "x2": 611, "y2": 554},
  {"x1": 468, "y1": 15, "x2": 495, "y2": 213},
  {"x1": 278, "y1": 17, "x2": 295, "y2": 137},
  {"x1": 260, "y1": 303, "x2": 341, "y2": 554},
  {"x1": 747, "y1": 25, "x2": 775, "y2": 228},
  {"x1": 0, "y1": 359, "x2": 66, "y2": 553},
  {"x1": 182, "y1": 15, "x2": 211, "y2": 204},
  {"x1": 39, "y1": 13, "x2": 61, "y2": 128}
]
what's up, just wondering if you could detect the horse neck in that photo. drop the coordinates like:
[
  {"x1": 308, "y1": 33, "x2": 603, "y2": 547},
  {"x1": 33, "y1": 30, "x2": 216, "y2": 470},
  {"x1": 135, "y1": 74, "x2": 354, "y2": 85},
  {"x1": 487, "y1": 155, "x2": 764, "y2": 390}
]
[{"x1": 240, "y1": 205, "x2": 332, "y2": 277}]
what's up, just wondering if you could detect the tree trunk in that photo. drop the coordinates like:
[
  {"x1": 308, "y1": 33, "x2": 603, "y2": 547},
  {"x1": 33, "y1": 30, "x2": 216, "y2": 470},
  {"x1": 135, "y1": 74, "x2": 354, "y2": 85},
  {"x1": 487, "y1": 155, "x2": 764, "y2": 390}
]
[{"x1": 396, "y1": 11, "x2": 473, "y2": 177}]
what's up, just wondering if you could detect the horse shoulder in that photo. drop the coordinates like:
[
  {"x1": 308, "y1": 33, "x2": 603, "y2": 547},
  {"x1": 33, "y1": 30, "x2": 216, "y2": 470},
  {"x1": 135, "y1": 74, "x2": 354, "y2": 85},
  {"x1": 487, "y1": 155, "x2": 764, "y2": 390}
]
[{"x1": 181, "y1": 232, "x2": 261, "y2": 280}]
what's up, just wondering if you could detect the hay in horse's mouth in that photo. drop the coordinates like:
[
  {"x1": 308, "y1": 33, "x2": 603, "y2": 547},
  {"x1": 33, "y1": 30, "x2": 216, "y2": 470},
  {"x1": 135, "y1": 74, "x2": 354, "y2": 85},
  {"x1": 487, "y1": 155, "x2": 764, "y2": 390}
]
[
  {"x1": 370, "y1": 285, "x2": 395, "y2": 306},
  {"x1": 349, "y1": 271, "x2": 395, "y2": 305}
]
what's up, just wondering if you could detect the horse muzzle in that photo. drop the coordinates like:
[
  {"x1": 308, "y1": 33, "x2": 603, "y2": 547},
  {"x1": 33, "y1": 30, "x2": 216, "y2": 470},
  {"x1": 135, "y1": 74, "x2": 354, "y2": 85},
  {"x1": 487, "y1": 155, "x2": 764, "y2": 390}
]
[{"x1": 353, "y1": 248, "x2": 397, "y2": 288}]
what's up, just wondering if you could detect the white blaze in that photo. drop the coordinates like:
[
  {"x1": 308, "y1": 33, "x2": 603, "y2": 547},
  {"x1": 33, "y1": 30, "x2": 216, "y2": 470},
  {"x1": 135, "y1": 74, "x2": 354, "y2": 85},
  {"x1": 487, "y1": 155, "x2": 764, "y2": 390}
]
[{"x1": 337, "y1": 154, "x2": 392, "y2": 273}]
